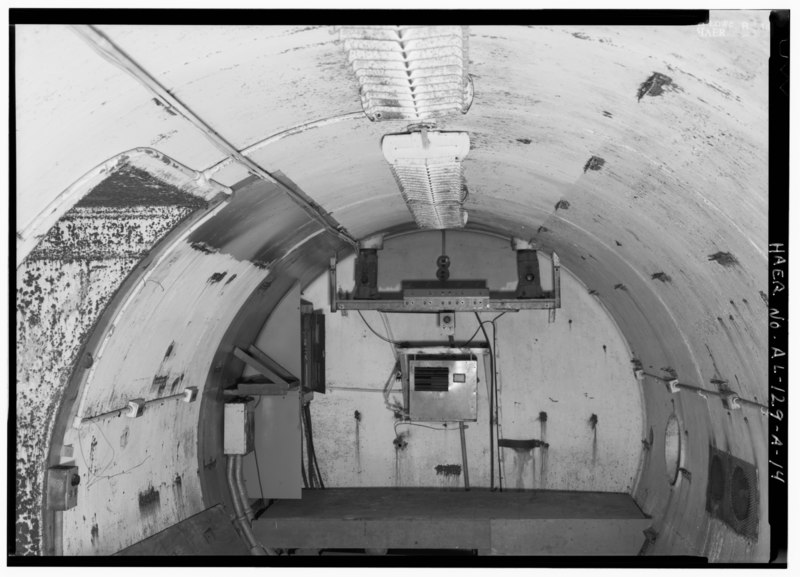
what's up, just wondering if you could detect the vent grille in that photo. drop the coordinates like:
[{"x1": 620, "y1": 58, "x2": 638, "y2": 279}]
[
  {"x1": 413, "y1": 366, "x2": 450, "y2": 392},
  {"x1": 382, "y1": 131, "x2": 470, "y2": 229},
  {"x1": 338, "y1": 25, "x2": 474, "y2": 122},
  {"x1": 705, "y1": 446, "x2": 759, "y2": 539}
]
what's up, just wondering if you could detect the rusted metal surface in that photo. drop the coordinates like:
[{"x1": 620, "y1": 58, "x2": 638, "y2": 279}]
[{"x1": 16, "y1": 147, "x2": 228, "y2": 266}]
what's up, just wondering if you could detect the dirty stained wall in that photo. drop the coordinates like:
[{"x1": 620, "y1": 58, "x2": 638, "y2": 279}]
[
  {"x1": 15, "y1": 168, "x2": 210, "y2": 556},
  {"x1": 58, "y1": 238, "x2": 268, "y2": 555},
  {"x1": 302, "y1": 231, "x2": 643, "y2": 492},
  {"x1": 47, "y1": 177, "x2": 344, "y2": 555}
]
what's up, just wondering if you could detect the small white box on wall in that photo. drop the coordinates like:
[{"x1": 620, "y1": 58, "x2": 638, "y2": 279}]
[{"x1": 224, "y1": 402, "x2": 254, "y2": 455}]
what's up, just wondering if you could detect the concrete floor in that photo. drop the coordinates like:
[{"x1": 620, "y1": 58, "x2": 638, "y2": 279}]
[
  {"x1": 261, "y1": 488, "x2": 647, "y2": 520},
  {"x1": 254, "y1": 488, "x2": 651, "y2": 555}
]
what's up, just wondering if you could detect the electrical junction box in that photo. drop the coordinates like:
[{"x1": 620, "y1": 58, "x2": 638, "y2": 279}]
[
  {"x1": 402, "y1": 353, "x2": 478, "y2": 422},
  {"x1": 46, "y1": 465, "x2": 80, "y2": 511},
  {"x1": 224, "y1": 402, "x2": 255, "y2": 455}
]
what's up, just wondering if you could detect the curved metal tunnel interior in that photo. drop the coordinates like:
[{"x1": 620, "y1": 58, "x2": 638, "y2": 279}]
[{"x1": 14, "y1": 19, "x2": 770, "y2": 560}]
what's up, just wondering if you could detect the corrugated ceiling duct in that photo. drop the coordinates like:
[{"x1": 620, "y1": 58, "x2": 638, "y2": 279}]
[
  {"x1": 338, "y1": 25, "x2": 474, "y2": 122},
  {"x1": 382, "y1": 130, "x2": 470, "y2": 229}
]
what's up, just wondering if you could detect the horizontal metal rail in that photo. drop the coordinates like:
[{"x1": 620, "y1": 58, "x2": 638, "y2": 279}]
[
  {"x1": 334, "y1": 298, "x2": 559, "y2": 312},
  {"x1": 331, "y1": 251, "x2": 561, "y2": 312},
  {"x1": 640, "y1": 371, "x2": 767, "y2": 411},
  {"x1": 75, "y1": 388, "x2": 197, "y2": 428}
]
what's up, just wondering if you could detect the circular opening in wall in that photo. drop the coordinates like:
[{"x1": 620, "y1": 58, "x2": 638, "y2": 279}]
[
  {"x1": 731, "y1": 466, "x2": 751, "y2": 521},
  {"x1": 664, "y1": 414, "x2": 682, "y2": 485},
  {"x1": 709, "y1": 455, "x2": 725, "y2": 502}
]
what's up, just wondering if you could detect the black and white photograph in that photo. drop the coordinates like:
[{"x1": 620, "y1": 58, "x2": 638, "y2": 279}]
[{"x1": 7, "y1": 5, "x2": 790, "y2": 569}]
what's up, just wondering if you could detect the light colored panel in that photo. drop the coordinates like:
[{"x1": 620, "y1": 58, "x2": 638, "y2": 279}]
[
  {"x1": 243, "y1": 283, "x2": 302, "y2": 498},
  {"x1": 243, "y1": 391, "x2": 302, "y2": 500}
]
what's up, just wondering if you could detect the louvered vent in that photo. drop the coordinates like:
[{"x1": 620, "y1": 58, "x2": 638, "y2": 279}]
[
  {"x1": 413, "y1": 366, "x2": 450, "y2": 392},
  {"x1": 382, "y1": 130, "x2": 470, "y2": 229},
  {"x1": 705, "y1": 445, "x2": 759, "y2": 539},
  {"x1": 338, "y1": 25, "x2": 474, "y2": 122}
]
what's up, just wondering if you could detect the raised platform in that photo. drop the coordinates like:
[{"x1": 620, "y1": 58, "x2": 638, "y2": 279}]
[{"x1": 253, "y1": 488, "x2": 651, "y2": 555}]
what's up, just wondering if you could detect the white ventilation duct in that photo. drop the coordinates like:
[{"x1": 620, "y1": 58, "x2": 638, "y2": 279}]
[
  {"x1": 338, "y1": 25, "x2": 474, "y2": 122},
  {"x1": 382, "y1": 130, "x2": 471, "y2": 229}
]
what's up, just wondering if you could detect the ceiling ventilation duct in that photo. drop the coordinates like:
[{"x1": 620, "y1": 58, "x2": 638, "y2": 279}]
[
  {"x1": 338, "y1": 25, "x2": 474, "y2": 122},
  {"x1": 382, "y1": 130, "x2": 470, "y2": 229}
]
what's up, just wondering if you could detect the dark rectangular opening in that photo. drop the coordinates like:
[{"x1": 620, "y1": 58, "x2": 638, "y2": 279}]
[{"x1": 413, "y1": 366, "x2": 450, "y2": 392}]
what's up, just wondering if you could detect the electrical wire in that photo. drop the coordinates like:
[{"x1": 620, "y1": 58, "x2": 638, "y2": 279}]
[
  {"x1": 300, "y1": 405, "x2": 317, "y2": 488},
  {"x1": 358, "y1": 310, "x2": 401, "y2": 345},
  {"x1": 253, "y1": 444, "x2": 266, "y2": 503},
  {"x1": 475, "y1": 312, "x2": 495, "y2": 491},
  {"x1": 461, "y1": 312, "x2": 507, "y2": 348},
  {"x1": 394, "y1": 421, "x2": 455, "y2": 434},
  {"x1": 304, "y1": 404, "x2": 325, "y2": 489},
  {"x1": 300, "y1": 456, "x2": 309, "y2": 489},
  {"x1": 383, "y1": 360, "x2": 405, "y2": 417}
]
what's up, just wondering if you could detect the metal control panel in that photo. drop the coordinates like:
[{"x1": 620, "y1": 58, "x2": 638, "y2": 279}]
[{"x1": 404, "y1": 354, "x2": 478, "y2": 422}]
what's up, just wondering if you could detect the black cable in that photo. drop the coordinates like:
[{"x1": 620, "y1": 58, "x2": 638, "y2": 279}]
[
  {"x1": 299, "y1": 407, "x2": 309, "y2": 490},
  {"x1": 357, "y1": 310, "x2": 400, "y2": 345},
  {"x1": 300, "y1": 457, "x2": 309, "y2": 489},
  {"x1": 305, "y1": 404, "x2": 325, "y2": 489},
  {"x1": 461, "y1": 322, "x2": 486, "y2": 348},
  {"x1": 461, "y1": 312, "x2": 506, "y2": 348},
  {"x1": 475, "y1": 312, "x2": 495, "y2": 491},
  {"x1": 300, "y1": 406, "x2": 317, "y2": 488},
  {"x1": 253, "y1": 443, "x2": 266, "y2": 503}
]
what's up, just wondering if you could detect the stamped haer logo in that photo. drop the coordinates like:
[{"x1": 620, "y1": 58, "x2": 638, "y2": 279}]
[{"x1": 697, "y1": 19, "x2": 769, "y2": 38}]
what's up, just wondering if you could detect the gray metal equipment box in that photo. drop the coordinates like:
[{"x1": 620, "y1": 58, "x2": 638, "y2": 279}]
[{"x1": 404, "y1": 354, "x2": 478, "y2": 422}]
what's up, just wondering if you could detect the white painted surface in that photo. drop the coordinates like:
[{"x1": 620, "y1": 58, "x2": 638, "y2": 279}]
[
  {"x1": 59, "y1": 241, "x2": 267, "y2": 554},
  {"x1": 303, "y1": 231, "x2": 643, "y2": 492}
]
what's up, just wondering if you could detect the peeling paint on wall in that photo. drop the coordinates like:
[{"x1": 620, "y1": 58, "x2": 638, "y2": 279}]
[
  {"x1": 637, "y1": 72, "x2": 681, "y2": 101},
  {"x1": 15, "y1": 169, "x2": 206, "y2": 556},
  {"x1": 583, "y1": 156, "x2": 606, "y2": 173},
  {"x1": 708, "y1": 251, "x2": 739, "y2": 267}
]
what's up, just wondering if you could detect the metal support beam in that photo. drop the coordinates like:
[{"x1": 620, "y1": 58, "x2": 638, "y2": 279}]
[
  {"x1": 233, "y1": 347, "x2": 296, "y2": 388},
  {"x1": 247, "y1": 345, "x2": 296, "y2": 383},
  {"x1": 331, "y1": 252, "x2": 562, "y2": 312}
]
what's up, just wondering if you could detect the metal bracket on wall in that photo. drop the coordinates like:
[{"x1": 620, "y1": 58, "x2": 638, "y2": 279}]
[
  {"x1": 330, "y1": 251, "x2": 562, "y2": 312},
  {"x1": 232, "y1": 345, "x2": 299, "y2": 391}
]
